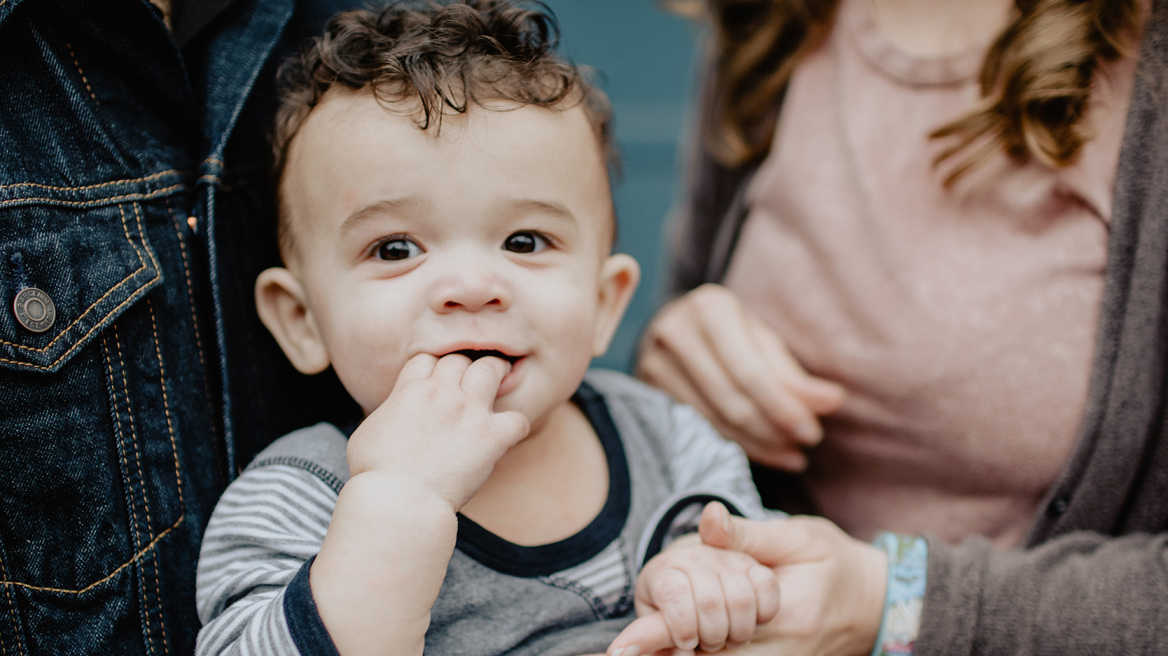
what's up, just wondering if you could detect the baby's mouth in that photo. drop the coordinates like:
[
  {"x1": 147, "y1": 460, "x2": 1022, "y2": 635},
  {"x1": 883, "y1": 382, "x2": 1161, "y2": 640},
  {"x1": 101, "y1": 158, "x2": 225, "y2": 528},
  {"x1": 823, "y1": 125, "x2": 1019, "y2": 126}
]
[{"x1": 452, "y1": 349, "x2": 520, "y2": 365}]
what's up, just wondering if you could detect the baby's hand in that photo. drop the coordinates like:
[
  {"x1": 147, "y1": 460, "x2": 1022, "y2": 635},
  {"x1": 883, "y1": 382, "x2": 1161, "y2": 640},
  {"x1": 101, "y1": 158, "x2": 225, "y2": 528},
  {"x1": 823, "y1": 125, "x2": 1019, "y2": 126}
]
[
  {"x1": 608, "y1": 504, "x2": 780, "y2": 655},
  {"x1": 345, "y1": 352, "x2": 530, "y2": 510}
]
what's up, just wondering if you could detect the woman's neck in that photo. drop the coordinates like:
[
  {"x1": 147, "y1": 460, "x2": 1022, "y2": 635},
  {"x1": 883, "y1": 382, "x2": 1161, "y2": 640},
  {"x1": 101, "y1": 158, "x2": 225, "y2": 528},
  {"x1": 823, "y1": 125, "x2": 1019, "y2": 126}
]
[{"x1": 868, "y1": 0, "x2": 1014, "y2": 55}]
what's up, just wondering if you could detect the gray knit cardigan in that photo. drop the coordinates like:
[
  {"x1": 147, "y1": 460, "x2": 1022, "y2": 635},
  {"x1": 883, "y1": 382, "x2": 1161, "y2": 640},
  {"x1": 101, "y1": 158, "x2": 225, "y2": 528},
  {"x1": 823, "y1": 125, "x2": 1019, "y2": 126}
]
[{"x1": 665, "y1": 0, "x2": 1168, "y2": 651}]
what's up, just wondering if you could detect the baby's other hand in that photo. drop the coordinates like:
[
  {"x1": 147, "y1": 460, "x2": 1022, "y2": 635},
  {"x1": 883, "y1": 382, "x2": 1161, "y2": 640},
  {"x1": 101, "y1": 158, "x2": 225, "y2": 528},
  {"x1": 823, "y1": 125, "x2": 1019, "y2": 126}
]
[
  {"x1": 345, "y1": 352, "x2": 529, "y2": 509},
  {"x1": 608, "y1": 504, "x2": 780, "y2": 655}
]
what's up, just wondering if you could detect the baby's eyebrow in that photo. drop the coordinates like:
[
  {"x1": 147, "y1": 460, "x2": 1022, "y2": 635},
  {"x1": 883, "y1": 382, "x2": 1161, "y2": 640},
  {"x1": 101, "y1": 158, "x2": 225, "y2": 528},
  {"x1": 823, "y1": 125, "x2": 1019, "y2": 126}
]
[
  {"x1": 506, "y1": 198, "x2": 576, "y2": 225},
  {"x1": 338, "y1": 196, "x2": 576, "y2": 232},
  {"x1": 340, "y1": 197, "x2": 426, "y2": 234}
]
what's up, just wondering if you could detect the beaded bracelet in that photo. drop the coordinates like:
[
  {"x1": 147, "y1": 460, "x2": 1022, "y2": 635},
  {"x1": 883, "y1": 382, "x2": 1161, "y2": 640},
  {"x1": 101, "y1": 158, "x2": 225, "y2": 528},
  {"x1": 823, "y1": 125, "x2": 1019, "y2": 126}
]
[{"x1": 869, "y1": 533, "x2": 927, "y2": 656}]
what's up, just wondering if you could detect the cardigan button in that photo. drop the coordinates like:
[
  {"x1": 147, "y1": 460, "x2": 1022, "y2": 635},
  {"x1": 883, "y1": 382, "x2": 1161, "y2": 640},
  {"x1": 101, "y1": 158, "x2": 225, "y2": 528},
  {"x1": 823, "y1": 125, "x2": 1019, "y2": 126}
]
[
  {"x1": 1050, "y1": 496, "x2": 1070, "y2": 516},
  {"x1": 13, "y1": 288, "x2": 56, "y2": 333}
]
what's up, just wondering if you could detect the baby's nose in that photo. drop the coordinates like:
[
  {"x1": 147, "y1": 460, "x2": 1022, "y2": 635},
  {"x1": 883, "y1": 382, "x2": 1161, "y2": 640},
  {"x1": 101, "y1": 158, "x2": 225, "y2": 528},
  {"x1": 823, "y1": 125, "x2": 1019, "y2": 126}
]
[{"x1": 432, "y1": 262, "x2": 510, "y2": 313}]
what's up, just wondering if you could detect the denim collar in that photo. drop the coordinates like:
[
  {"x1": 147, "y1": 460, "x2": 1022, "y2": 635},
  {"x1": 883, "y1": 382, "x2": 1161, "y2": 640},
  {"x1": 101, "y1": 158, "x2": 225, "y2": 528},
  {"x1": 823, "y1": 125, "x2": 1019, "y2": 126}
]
[{"x1": 0, "y1": 0, "x2": 28, "y2": 27}]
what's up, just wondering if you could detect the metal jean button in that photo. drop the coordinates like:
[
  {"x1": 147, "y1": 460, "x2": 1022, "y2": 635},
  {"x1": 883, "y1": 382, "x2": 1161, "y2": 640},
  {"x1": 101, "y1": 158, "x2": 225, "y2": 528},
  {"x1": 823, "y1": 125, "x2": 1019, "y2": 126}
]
[{"x1": 14, "y1": 287, "x2": 56, "y2": 333}]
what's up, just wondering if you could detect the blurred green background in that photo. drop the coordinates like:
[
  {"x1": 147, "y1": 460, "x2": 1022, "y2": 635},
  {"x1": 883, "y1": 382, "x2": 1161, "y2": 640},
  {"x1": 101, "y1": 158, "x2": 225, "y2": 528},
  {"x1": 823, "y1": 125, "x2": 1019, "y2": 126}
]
[{"x1": 541, "y1": 0, "x2": 704, "y2": 372}]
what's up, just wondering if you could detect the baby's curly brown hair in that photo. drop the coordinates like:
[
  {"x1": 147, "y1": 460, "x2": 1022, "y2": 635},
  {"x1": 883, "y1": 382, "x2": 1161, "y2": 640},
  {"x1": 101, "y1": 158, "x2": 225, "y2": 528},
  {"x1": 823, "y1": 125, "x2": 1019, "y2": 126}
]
[{"x1": 271, "y1": 0, "x2": 615, "y2": 249}]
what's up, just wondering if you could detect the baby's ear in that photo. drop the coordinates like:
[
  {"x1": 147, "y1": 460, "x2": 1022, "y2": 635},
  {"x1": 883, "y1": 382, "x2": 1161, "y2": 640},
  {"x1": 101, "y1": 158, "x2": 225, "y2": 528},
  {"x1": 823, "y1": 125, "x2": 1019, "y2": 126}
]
[
  {"x1": 592, "y1": 253, "x2": 641, "y2": 357},
  {"x1": 254, "y1": 267, "x2": 330, "y2": 375}
]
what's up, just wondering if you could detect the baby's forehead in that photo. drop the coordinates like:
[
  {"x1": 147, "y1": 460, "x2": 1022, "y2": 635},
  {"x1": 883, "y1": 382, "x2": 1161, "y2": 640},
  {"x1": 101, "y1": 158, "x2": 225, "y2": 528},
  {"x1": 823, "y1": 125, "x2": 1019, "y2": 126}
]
[
  {"x1": 279, "y1": 92, "x2": 616, "y2": 256},
  {"x1": 286, "y1": 89, "x2": 610, "y2": 175}
]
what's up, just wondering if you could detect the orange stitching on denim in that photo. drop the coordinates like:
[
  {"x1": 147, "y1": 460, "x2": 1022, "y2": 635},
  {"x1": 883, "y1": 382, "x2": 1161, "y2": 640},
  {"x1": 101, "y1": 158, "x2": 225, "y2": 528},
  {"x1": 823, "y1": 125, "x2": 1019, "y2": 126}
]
[
  {"x1": 146, "y1": 299, "x2": 179, "y2": 654},
  {"x1": 164, "y1": 198, "x2": 218, "y2": 447},
  {"x1": 104, "y1": 331, "x2": 165, "y2": 649},
  {"x1": 0, "y1": 203, "x2": 151, "y2": 354},
  {"x1": 0, "y1": 184, "x2": 184, "y2": 210},
  {"x1": 111, "y1": 328, "x2": 160, "y2": 653},
  {"x1": 164, "y1": 197, "x2": 208, "y2": 374},
  {"x1": 131, "y1": 203, "x2": 163, "y2": 297},
  {"x1": 65, "y1": 42, "x2": 97, "y2": 104},
  {"x1": 0, "y1": 518, "x2": 184, "y2": 596},
  {"x1": 132, "y1": 292, "x2": 183, "y2": 656},
  {"x1": 0, "y1": 283, "x2": 155, "y2": 370},
  {"x1": 103, "y1": 334, "x2": 150, "y2": 650},
  {"x1": 102, "y1": 335, "x2": 144, "y2": 560},
  {"x1": 0, "y1": 170, "x2": 180, "y2": 193},
  {"x1": 146, "y1": 300, "x2": 185, "y2": 508}
]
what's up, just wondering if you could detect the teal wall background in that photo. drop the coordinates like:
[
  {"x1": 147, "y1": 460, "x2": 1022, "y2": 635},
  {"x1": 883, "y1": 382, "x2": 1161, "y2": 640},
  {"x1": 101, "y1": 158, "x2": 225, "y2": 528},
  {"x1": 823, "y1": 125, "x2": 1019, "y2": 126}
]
[{"x1": 540, "y1": 1, "x2": 704, "y2": 372}]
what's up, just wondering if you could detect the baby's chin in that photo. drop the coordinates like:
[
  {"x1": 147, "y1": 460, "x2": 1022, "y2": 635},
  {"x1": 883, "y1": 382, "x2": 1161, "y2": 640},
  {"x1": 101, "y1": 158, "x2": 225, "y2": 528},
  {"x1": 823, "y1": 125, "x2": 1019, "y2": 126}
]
[{"x1": 499, "y1": 395, "x2": 582, "y2": 438}]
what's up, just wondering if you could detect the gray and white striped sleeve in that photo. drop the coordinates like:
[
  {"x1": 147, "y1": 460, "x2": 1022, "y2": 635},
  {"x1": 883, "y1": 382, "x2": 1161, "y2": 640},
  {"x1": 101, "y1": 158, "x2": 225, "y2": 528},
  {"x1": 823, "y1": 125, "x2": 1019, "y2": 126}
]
[
  {"x1": 635, "y1": 402, "x2": 784, "y2": 568},
  {"x1": 195, "y1": 464, "x2": 339, "y2": 655},
  {"x1": 666, "y1": 402, "x2": 773, "y2": 519}
]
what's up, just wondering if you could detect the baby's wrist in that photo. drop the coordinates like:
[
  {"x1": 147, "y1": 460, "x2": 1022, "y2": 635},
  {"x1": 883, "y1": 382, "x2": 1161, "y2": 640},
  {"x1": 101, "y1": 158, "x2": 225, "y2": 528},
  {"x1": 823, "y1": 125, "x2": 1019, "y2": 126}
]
[{"x1": 342, "y1": 470, "x2": 460, "y2": 518}]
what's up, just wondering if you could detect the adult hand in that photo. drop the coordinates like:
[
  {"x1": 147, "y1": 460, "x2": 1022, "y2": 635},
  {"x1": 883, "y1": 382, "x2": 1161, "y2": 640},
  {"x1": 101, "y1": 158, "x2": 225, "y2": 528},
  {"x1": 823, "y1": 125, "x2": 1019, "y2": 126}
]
[
  {"x1": 704, "y1": 503, "x2": 888, "y2": 656},
  {"x1": 607, "y1": 503, "x2": 886, "y2": 656},
  {"x1": 609, "y1": 533, "x2": 779, "y2": 654},
  {"x1": 636, "y1": 284, "x2": 845, "y2": 471}
]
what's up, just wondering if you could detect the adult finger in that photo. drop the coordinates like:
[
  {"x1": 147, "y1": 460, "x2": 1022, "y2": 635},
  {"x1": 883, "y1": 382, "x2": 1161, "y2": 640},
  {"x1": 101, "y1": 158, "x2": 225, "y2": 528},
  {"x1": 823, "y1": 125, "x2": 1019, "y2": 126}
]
[
  {"x1": 655, "y1": 286, "x2": 830, "y2": 459},
  {"x1": 696, "y1": 295, "x2": 825, "y2": 447},
  {"x1": 639, "y1": 348, "x2": 797, "y2": 463},
  {"x1": 695, "y1": 504, "x2": 781, "y2": 632},
  {"x1": 643, "y1": 311, "x2": 792, "y2": 454},
  {"x1": 635, "y1": 336, "x2": 702, "y2": 406},
  {"x1": 698, "y1": 502, "x2": 802, "y2": 568},
  {"x1": 747, "y1": 317, "x2": 846, "y2": 418},
  {"x1": 672, "y1": 316, "x2": 776, "y2": 438},
  {"x1": 637, "y1": 346, "x2": 724, "y2": 429}
]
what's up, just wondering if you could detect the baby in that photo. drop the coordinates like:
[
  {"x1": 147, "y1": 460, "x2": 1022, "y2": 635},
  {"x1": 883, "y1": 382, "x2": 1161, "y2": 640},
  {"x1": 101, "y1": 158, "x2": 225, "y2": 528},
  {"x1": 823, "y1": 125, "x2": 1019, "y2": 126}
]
[{"x1": 195, "y1": 2, "x2": 779, "y2": 655}]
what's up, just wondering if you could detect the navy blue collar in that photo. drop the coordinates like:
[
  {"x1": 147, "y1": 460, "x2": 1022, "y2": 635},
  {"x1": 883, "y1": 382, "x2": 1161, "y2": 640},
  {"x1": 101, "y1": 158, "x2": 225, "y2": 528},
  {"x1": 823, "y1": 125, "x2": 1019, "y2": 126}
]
[{"x1": 454, "y1": 381, "x2": 632, "y2": 578}]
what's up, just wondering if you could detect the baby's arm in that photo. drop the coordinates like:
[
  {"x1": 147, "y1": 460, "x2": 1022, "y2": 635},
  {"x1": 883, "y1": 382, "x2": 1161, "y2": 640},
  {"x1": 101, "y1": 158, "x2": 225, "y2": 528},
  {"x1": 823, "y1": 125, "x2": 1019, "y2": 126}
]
[
  {"x1": 609, "y1": 506, "x2": 780, "y2": 655},
  {"x1": 196, "y1": 354, "x2": 527, "y2": 656},
  {"x1": 312, "y1": 354, "x2": 529, "y2": 655}
]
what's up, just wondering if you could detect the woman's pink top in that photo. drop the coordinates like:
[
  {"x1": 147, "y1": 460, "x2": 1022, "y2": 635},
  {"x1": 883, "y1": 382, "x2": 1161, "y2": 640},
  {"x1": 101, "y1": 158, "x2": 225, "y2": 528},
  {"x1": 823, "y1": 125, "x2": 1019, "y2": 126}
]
[{"x1": 723, "y1": 0, "x2": 1142, "y2": 545}]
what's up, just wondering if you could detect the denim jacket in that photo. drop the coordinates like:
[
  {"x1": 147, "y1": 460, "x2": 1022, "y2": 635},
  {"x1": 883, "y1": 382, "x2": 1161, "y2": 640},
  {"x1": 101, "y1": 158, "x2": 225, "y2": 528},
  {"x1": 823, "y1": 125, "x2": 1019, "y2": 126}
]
[{"x1": 0, "y1": 1, "x2": 356, "y2": 652}]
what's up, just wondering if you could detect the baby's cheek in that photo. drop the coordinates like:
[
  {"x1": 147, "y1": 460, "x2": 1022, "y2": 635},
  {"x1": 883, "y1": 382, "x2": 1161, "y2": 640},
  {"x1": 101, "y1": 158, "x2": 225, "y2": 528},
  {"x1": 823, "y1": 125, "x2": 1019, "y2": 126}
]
[
  {"x1": 560, "y1": 313, "x2": 601, "y2": 361},
  {"x1": 336, "y1": 357, "x2": 401, "y2": 417}
]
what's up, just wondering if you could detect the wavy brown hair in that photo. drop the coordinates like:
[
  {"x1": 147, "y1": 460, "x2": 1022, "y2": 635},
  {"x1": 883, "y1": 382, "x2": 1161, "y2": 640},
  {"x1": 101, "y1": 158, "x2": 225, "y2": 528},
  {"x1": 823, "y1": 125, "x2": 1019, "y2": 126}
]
[
  {"x1": 271, "y1": 0, "x2": 614, "y2": 226},
  {"x1": 685, "y1": 0, "x2": 1142, "y2": 183}
]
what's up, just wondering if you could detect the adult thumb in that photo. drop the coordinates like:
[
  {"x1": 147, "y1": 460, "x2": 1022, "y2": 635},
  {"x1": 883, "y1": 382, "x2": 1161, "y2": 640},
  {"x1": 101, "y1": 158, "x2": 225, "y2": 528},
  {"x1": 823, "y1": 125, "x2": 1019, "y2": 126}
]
[
  {"x1": 698, "y1": 502, "x2": 799, "y2": 568},
  {"x1": 792, "y1": 375, "x2": 847, "y2": 415},
  {"x1": 607, "y1": 613, "x2": 681, "y2": 656}
]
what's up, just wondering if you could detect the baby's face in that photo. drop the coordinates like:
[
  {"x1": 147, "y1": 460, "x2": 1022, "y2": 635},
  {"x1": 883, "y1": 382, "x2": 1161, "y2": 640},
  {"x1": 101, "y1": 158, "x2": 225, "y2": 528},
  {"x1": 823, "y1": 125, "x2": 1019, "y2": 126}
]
[{"x1": 276, "y1": 91, "x2": 637, "y2": 427}]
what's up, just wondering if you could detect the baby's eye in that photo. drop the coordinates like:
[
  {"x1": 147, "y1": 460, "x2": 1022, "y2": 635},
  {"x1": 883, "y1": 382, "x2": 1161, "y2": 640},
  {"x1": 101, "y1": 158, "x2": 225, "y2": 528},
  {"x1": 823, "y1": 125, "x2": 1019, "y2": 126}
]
[
  {"x1": 376, "y1": 237, "x2": 423, "y2": 261},
  {"x1": 503, "y1": 231, "x2": 550, "y2": 254}
]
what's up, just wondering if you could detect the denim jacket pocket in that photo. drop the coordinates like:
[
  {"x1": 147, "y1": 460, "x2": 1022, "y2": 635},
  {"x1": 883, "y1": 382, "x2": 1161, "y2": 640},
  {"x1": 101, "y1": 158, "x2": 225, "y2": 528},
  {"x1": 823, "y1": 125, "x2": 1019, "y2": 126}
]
[
  {"x1": 0, "y1": 177, "x2": 187, "y2": 604},
  {"x1": 0, "y1": 181, "x2": 164, "y2": 372}
]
